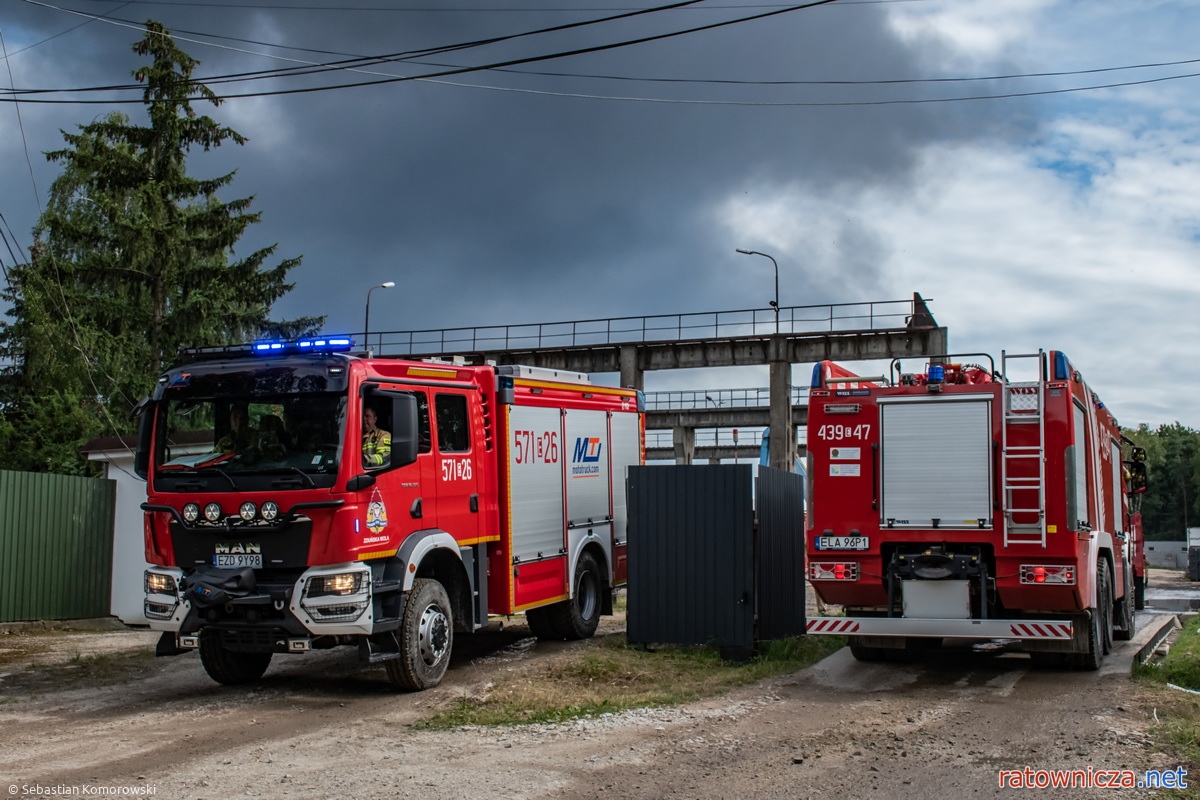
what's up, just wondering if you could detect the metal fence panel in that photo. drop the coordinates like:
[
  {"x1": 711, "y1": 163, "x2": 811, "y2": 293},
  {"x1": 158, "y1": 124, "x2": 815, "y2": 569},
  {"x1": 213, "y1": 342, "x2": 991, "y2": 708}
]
[
  {"x1": 756, "y1": 466, "x2": 806, "y2": 640},
  {"x1": 627, "y1": 465, "x2": 754, "y2": 651},
  {"x1": 0, "y1": 470, "x2": 116, "y2": 622}
]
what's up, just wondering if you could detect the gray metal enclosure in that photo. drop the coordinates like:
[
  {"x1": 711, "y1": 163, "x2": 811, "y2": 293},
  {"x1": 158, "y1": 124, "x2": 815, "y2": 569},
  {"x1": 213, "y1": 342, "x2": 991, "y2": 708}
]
[{"x1": 626, "y1": 464, "x2": 805, "y2": 654}]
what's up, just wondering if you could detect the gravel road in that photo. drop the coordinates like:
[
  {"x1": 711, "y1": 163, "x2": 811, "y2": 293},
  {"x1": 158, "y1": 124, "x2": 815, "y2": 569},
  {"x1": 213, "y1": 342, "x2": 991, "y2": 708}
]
[{"x1": 0, "y1": 571, "x2": 1193, "y2": 800}]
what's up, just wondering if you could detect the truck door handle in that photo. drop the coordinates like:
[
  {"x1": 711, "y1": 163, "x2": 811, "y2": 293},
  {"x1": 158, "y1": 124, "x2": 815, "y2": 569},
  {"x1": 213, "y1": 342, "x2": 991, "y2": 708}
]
[
  {"x1": 470, "y1": 494, "x2": 479, "y2": 513},
  {"x1": 410, "y1": 498, "x2": 422, "y2": 519}
]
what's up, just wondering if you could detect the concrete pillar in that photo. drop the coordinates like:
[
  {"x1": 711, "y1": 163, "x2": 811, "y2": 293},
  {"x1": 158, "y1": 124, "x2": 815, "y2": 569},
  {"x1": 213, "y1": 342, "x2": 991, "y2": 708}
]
[
  {"x1": 769, "y1": 338, "x2": 793, "y2": 472},
  {"x1": 673, "y1": 426, "x2": 695, "y2": 465},
  {"x1": 619, "y1": 345, "x2": 644, "y2": 391}
]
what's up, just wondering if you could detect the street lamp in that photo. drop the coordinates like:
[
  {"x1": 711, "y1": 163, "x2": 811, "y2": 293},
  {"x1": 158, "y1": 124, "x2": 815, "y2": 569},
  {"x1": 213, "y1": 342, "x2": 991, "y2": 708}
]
[
  {"x1": 364, "y1": 281, "x2": 395, "y2": 354},
  {"x1": 736, "y1": 249, "x2": 779, "y2": 333}
]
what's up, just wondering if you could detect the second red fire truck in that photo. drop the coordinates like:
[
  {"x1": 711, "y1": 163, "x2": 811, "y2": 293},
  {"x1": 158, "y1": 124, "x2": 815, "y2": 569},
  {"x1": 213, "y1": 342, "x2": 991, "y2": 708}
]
[
  {"x1": 804, "y1": 350, "x2": 1147, "y2": 668},
  {"x1": 135, "y1": 336, "x2": 643, "y2": 689}
]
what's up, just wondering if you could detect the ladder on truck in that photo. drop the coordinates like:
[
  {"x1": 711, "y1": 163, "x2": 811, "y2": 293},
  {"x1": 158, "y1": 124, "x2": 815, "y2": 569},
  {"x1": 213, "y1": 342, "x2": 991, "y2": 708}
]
[{"x1": 1000, "y1": 350, "x2": 1047, "y2": 547}]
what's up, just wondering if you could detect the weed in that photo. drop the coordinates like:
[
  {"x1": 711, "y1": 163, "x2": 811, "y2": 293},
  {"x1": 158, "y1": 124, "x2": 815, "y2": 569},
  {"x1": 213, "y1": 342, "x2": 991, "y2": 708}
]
[{"x1": 417, "y1": 634, "x2": 843, "y2": 730}]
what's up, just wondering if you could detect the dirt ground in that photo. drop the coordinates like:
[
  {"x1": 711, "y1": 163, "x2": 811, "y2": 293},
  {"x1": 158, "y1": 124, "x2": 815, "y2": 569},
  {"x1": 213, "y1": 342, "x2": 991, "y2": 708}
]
[{"x1": 0, "y1": 571, "x2": 1194, "y2": 800}]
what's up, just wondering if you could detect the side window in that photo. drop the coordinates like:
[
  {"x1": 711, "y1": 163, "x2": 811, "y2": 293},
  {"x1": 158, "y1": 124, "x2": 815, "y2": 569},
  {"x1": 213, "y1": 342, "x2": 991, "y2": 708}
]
[
  {"x1": 362, "y1": 397, "x2": 393, "y2": 470},
  {"x1": 416, "y1": 393, "x2": 432, "y2": 454},
  {"x1": 435, "y1": 394, "x2": 470, "y2": 453}
]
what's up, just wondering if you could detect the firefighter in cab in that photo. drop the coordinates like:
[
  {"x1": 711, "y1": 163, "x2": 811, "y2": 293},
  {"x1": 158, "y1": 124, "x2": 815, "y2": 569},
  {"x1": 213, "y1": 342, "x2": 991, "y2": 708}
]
[
  {"x1": 216, "y1": 405, "x2": 255, "y2": 452},
  {"x1": 362, "y1": 405, "x2": 391, "y2": 468}
]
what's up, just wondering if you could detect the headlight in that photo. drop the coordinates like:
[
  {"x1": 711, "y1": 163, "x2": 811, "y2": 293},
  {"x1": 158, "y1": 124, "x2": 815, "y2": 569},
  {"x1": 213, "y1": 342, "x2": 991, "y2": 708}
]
[
  {"x1": 300, "y1": 569, "x2": 370, "y2": 623},
  {"x1": 204, "y1": 502, "x2": 222, "y2": 522},
  {"x1": 239, "y1": 501, "x2": 257, "y2": 521},
  {"x1": 306, "y1": 572, "x2": 363, "y2": 598},
  {"x1": 144, "y1": 571, "x2": 177, "y2": 594},
  {"x1": 261, "y1": 501, "x2": 279, "y2": 521},
  {"x1": 182, "y1": 503, "x2": 200, "y2": 523}
]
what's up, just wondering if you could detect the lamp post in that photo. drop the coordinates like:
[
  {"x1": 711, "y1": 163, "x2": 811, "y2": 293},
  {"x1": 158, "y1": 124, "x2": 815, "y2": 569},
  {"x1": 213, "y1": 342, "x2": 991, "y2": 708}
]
[
  {"x1": 364, "y1": 281, "x2": 395, "y2": 355},
  {"x1": 735, "y1": 249, "x2": 779, "y2": 334}
]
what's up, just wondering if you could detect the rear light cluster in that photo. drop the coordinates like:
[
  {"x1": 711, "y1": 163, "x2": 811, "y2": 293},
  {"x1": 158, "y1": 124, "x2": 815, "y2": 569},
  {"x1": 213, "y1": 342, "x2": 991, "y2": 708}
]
[
  {"x1": 1020, "y1": 564, "x2": 1076, "y2": 585},
  {"x1": 809, "y1": 562, "x2": 859, "y2": 581}
]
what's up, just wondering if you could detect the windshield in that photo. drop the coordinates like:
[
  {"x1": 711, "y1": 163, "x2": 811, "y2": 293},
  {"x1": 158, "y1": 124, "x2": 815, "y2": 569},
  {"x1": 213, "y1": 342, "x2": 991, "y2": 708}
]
[{"x1": 156, "y1": 393, "x2": 347, "y2": 479}]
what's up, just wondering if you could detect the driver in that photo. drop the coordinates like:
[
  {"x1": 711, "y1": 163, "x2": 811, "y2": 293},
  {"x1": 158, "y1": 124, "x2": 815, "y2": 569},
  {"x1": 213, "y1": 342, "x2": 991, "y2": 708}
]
[{"x1": 362, "y1": 406, "x2": 391, "y2": 467}]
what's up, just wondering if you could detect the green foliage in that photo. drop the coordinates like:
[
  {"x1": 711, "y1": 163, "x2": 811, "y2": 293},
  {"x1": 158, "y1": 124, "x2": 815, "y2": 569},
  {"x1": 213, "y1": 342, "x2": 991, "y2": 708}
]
[
  {"x1": 1124, "y1": 423, "x2": 1200, "y2": 540},
  {"x1": 0, "y1": 21, "x2": 322, "y2": 474},
  {"x1": 1137, "y1": 620, "x2": 1200, "y2": 692}
]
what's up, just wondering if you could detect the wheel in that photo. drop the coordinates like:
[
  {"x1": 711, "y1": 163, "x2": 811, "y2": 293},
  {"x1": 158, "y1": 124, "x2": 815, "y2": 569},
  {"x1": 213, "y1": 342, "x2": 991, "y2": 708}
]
[
  {"x1": 848, "y1": 639, "x2": 888, "y2": 662},
  {"x1": 198, "y1": 634, "x2": 272, "y2": 685},
  {"x1": 1069, "y1": 561, "x2": 1111, "y2": 671},
  {"x1": 1029, "y1": 652, "x2": 1068, "y2": 668},
  {"x1": 385, "y1": 578, "x2": 454, "y2": 691},
  {"x1": 531, "y1": 552, "x2": 603, "y2": 641},
  {"x1": 523, "y1": 605, "x2": 558, "y2": 639},
  {"x1": 1134, "y1": 573, "x2": 1146, "y2": 611},
  {"x1": 1100, "y1": 561, "x2": 1114, "y2": 655},
  {"x1": 1114, "y1": 571, "x2": 1136, "y2": 642}
]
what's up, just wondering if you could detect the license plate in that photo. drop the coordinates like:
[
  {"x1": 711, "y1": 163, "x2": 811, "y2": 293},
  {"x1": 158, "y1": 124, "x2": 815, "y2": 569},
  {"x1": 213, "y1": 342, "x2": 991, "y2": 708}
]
[
  {"x1": 815, "y1": 536, "x2": 869, "y2": 551},
  {"x1": 213, "y1": 553, "x2": 263, "y2": 568}
]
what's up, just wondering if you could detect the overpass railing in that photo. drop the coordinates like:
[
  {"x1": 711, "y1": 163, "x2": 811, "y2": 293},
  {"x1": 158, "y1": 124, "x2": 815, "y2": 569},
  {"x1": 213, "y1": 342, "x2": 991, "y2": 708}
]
[
  {"x1": 371, "y1": 297, "x2": 921, "y2": 357},
  {"x1": 643, "y1": 386, "x2": 808, "y2": 410}
]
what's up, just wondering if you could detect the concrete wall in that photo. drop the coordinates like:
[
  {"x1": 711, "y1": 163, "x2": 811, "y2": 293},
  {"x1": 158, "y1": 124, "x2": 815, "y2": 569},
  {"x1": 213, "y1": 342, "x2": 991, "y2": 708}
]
[{"x1": 1145, "y1": 541, "x2": 1188, "y2": 569}]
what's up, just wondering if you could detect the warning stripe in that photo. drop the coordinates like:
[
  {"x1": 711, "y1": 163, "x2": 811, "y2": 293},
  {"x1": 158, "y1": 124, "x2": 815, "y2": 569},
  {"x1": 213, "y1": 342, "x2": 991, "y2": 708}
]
[
  {"x1": 1010, "y1": 622, "x2": 1072, "y2": 639},
  {"x1": 807, "y1": 618, "x2": 860, "y2": 634}
]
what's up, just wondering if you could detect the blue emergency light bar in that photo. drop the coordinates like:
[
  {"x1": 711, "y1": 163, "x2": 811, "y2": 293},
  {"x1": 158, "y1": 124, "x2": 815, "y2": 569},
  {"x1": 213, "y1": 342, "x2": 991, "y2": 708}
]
[
  {"x1": 179, "y1": 336, "x2": 355, "y2": 361},
  {"x1": 253, "y1": 336, "x2": 354, "y2": 354}
]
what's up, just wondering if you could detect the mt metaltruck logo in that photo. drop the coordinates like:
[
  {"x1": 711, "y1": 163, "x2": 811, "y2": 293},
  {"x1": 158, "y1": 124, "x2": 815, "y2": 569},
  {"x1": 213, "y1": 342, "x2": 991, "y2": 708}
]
[{"x1": 571, "y1": 437, "x2": 602, "y2": 477}]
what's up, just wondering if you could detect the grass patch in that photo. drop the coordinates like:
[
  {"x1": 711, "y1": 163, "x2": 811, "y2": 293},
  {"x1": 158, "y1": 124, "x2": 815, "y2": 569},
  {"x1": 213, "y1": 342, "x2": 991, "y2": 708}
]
[
  {"x1": 1137, "y1": 619, "x2": 1200, "y2": 692},
  {"x1": 1134, "y1": 619, "x2": 1200, "y2": 781},
  {"x1": 417, "y1": 633, "x2": 843, "y2": 730}
]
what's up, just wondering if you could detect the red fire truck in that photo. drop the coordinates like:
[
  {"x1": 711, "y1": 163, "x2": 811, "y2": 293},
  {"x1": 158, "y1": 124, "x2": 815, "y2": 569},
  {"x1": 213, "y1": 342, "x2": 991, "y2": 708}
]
[
  {"x1": 804, "y1": 350, "x2": 1148, "y2": 668},
  {"x1": 134, "y1": 336, "x2": 643, "y2": 689}
]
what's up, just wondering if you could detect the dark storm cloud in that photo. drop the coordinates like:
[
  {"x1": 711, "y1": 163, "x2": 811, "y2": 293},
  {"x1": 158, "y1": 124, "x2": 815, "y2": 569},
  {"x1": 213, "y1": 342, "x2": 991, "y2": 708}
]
[{"x1": 2, "y1": 1, "x2": 1033, "y2": 338}]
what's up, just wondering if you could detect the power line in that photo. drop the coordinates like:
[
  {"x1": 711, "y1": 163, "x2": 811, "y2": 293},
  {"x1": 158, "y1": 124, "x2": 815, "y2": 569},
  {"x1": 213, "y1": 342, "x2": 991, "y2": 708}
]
[
  {"x1": 0, "y1": 26, "x2": 41, "y2": 212},
  {"x1": 7, "y1": 0, "x2": 1200, "y2": 107}
]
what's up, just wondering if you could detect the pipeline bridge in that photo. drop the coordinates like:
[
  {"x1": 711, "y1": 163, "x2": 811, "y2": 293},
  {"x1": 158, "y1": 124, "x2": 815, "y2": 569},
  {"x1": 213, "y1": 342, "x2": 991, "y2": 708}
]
[{"x1": 366, "y1": 293, "x2": 946, "y2": 469}]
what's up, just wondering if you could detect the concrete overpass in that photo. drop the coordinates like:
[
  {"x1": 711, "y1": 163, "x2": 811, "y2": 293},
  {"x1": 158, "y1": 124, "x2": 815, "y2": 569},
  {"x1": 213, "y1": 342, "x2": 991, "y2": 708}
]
[{"x1": 371, "y1": 293, "x2": 945, "y2": 471}]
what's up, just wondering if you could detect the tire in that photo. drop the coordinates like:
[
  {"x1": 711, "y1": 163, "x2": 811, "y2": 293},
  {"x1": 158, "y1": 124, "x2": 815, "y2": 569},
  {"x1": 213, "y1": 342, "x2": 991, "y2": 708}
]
[
  {"x1": 198, "y1": 634, "x2": 272, "y2": 685},
  {"x1": 1100, "y1": 560, "x2": 1114, "y2": 655},
  {"x1": 1069, "y1": 562, "x2": 1110, "y2": 671},
  {"x1": 524, "y1": 606, "x2": 557, "y2": 639},
  {"x1": 1134, "y1": 573, "x2": 1146, "y2": 611},
  {"x1": 530, "y1": 552, "x2": 603, "y2": 641},
  {"x1": 1029, "y1": 652, "x2": 1068, "y2": 669},
  {"x1": 849, "y1": 643, "x2": 888, "y2": 662},
  {"x1": 385, "y1": 578, "x2": 454, "y2": 691},
  {"x1": 1114, "y1": 570, "x2": 1136, "y2": 642}
]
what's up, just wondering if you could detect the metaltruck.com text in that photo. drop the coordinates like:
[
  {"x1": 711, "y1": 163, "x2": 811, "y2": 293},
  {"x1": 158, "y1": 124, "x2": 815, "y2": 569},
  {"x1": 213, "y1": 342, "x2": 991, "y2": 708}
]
[{"x1": 998, "y1": 767, "x2": 1187, "y2": 789}]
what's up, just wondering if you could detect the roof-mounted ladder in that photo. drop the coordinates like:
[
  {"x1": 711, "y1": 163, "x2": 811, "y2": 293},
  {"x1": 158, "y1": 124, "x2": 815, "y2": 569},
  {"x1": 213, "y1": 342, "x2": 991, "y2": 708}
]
[{"x1": 1001, "y1": 350, "x2": 1047, "y2": 547}]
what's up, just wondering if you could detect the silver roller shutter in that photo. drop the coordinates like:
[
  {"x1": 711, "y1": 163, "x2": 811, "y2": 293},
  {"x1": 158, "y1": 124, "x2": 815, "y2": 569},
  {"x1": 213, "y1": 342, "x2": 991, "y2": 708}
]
[{"x1": 880, "y1": 397, "x2": 993, "y2": 528}]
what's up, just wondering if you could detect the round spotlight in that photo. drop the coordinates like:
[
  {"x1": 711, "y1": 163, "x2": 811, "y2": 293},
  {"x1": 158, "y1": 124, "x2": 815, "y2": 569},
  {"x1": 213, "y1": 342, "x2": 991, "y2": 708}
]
[
  {"x1": 182, "y1": 503, "x2": 200, "y2": 523},
  {"x1": 261, "y1": 501, "x2": 279, "y2": 521},
  {"x1": 239, "y1": 502, "x2": 257, "y2": 521},
  {"x1": 204, "y1": 502, "x2": 222, "y2": 523}
]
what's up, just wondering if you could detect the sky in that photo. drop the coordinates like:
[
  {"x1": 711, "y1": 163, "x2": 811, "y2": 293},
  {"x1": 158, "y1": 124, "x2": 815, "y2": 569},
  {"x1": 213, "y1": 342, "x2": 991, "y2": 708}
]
[{"x1": 2, "y1": 0, "x2": 1199, "y2": 431}]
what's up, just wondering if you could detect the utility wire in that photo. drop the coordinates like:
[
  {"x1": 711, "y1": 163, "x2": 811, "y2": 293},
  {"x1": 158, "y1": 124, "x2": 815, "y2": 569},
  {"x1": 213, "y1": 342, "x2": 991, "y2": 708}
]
[
  {"x1": 0, "y1": 26, "x2": 41, "y2": 212},
  {"x1": 8, "y1": 0, "x2": 1200, "y2": 107}
]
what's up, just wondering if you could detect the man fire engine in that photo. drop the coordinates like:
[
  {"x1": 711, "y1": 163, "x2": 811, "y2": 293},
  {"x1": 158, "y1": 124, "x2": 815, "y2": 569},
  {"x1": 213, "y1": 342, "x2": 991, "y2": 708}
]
[
  {"x1": 804, "y1": 350, "x2": 1147, "y2": 668},
  {"x1": 134, "y1": 336, "x2": 643, "y2": 689}
]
